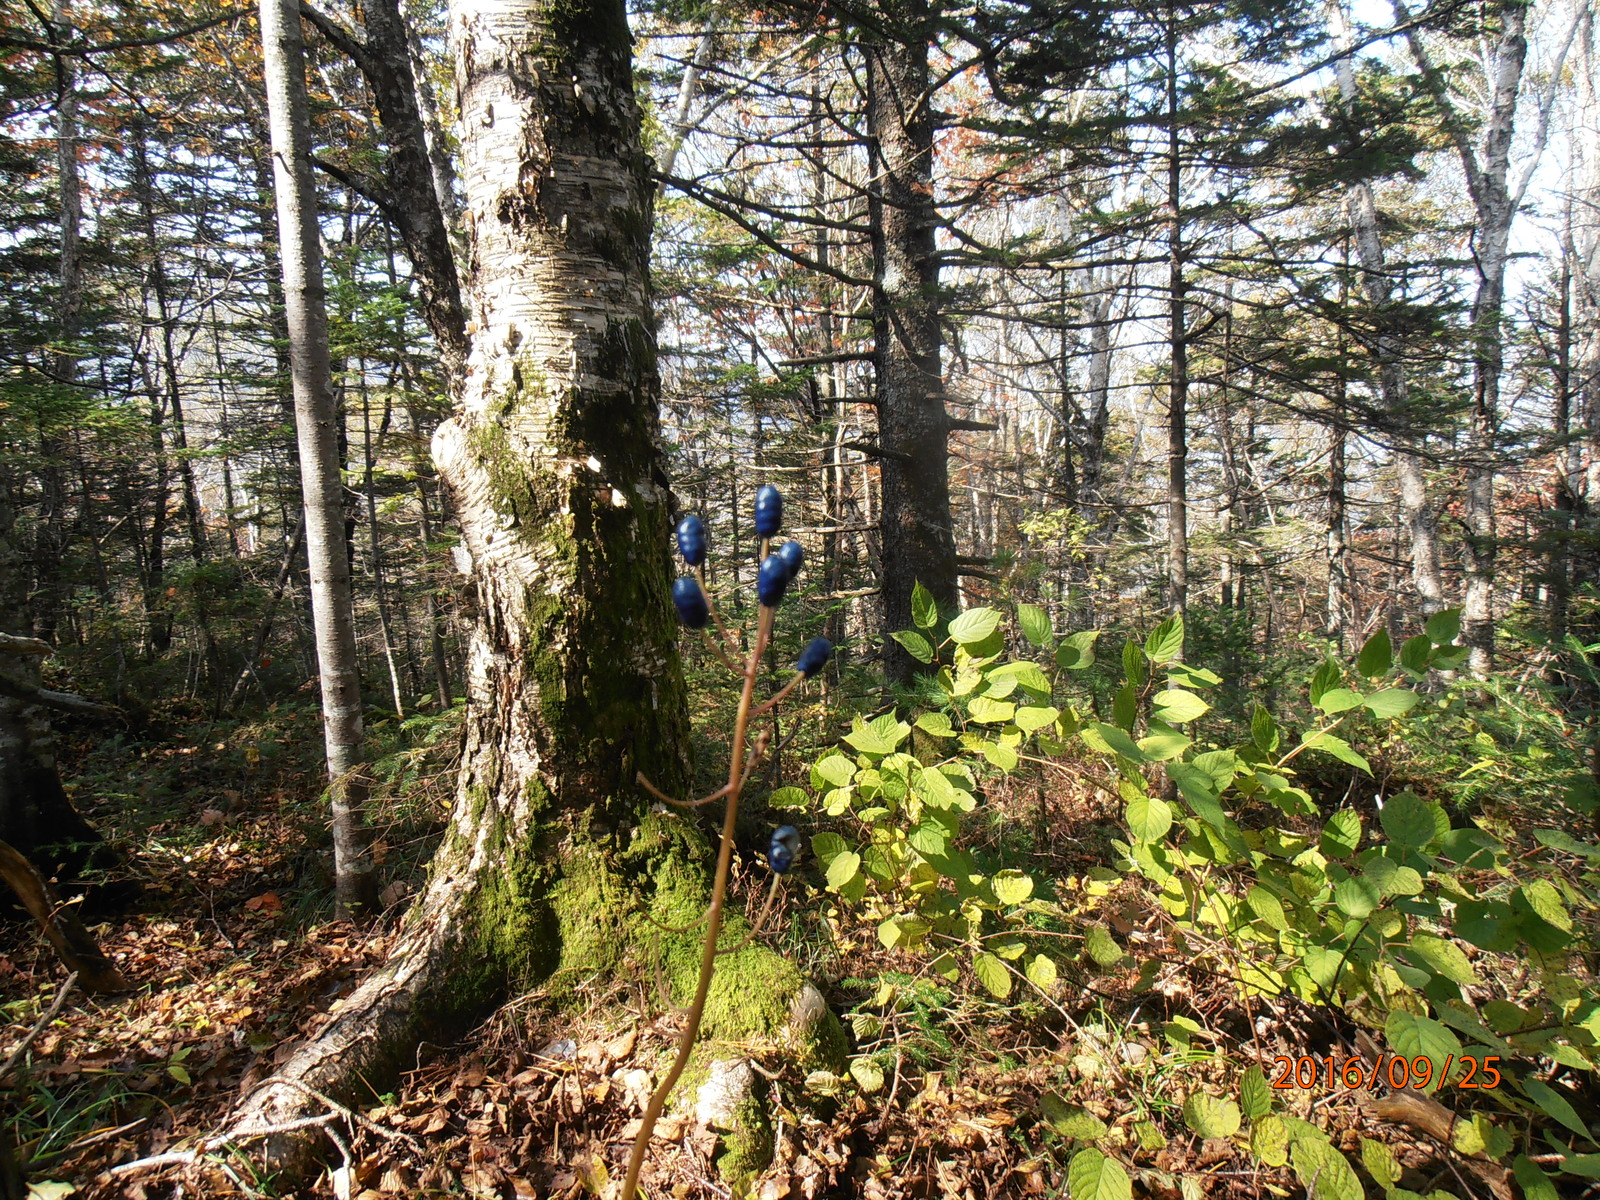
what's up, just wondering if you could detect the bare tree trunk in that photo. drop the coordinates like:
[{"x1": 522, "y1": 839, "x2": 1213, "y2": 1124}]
[
  {"x1": 1330, "y1": 0, "x2": 1445, "y2": 615},
  {"x1": 300, "y1": 0, "x2": 469, "y2": 377},
  {"x1": 1164, "y1": 6, "x2": 1189, "y2": 621},
  {"x1": 866, "y1": 5, "x2": 959, "y2": 679},
  {"x1": 261, "y1": 0, "x2": 377, "y2": 920},
  {"x1": 233, "y1": 1, "x2": 828, "y2": 1179},
  {"x1": 1395, "y1": 0, "x2": 1573, "y2": 673}
]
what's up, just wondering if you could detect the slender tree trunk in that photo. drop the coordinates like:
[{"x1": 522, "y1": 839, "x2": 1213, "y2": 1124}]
[
  {"x1": 1330, "y1": 0, "x2": 1446, "y2": 616},
  {"x1": 1164, "y1": 7, "x2": 1189, "y2": 621},
  {"x1": 360, "y1": 367, "x2": 406, "y2": 715},
  {"x1": 33, "y1": 0, "x2": 82, "y2": 643},
  {"x1": 261, "y1": 0, "x2": 377, "y2": 920},
  {"x1": 865, "y1": 5, "x2": 958, "y2": 679}
]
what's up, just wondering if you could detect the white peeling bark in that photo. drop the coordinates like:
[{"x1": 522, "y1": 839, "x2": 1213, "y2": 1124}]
[
  {"x1": 260, "y1": 0, "x2": 377, "y2": 918},
  {"x1": 231, "y1": 0, "x2": 692, "y2": 1172}
]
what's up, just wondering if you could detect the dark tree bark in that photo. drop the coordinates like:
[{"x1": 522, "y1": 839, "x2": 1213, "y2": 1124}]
[
  {"x1": 865, "y1": 4, "x2": 959, "y2": 680},
  {"x1": 301, "y1": 0, "x2": 470, "y2": 378}
]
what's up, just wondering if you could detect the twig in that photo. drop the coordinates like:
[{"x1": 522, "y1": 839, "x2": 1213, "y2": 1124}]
[
  {"x1": 1, "y1": 972, "x2": 78, "y2": 1080},
  {"x1": 621, "y1": 606, "x2": 773, "y2": 1200}
]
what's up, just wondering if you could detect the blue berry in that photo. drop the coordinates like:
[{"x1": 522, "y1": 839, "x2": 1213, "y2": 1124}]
[
  {"x1": 757, "y1": 554, "x2": 789, "y2": 607},
  {"x1": 675, "y1": 514, "x2": 707, "y2": 566},
  {"x1": 776, "y1": 540, "x2": 805, "y2": 581},
  {"x1": 671, "y1": 576, "x2": 709, "y2": 629},
  {"x1": 754, "y1": 485, "x2": 783, "y2": 537},
  {"x1": 796, "y1": 637, "x2": 832, "y2": 677},
  {"x1": 769, "y1": 825, "x2": 801, "y2": 874}
]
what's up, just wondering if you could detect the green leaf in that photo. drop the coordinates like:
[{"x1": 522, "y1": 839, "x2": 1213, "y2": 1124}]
[
  {"x1": 1516, "y1": 879, "x2": 1572, "y2": 932},
  {"x1": 1041, "y1": 1095, "x2": 1107, "y2": 1141},
  {"x1": 916, "y1": 711, "x2": 954, "y2": 737},
  {"x1": 1400, "y1": 633, "x2": 1431, "y2": 673},
  {"x1": 1057, "y1": 631, "x2": 1099, "y2": 670},
  {"x1": 1240, "y1": 1065, "x2": 1273, "y2": 1120},
  {"x1": 1380, "y1": 792, "x2": 1436, "y2": 850},
  {"x1": 1455, "y1": 900, "x2": 1518, "y2": 952},
  {"x1": 1066, "y1": 1148, "x2": 1131, "y2": 1200},
  {"x1": 813, "y1": 754, "x2": 856, "y2": 789},
  {"x1": 1309, "y1": 659, "x2": 1340, "y2": 705},
  {"x1": 1246, "y1": 885, "x2": 1288, "y2": 931},
  {"x1": 1122, "y1": 638, "x2": 1146, "y2": 688},
  {"x1": 1362, "y1": 688, "x2": 1418, "y2": 718},
  {"x1": 1084, "y1": 925, "x2": 1124, "y2": 967},
  {"x1": 972, "y1": 951, "x2": 1012, "y2": 999},
  {"x1": 809, "y1": 832, "x2": 849, "y2": 866},
  {"x1": 912, "y1": 581, "x2": 938, "y2": 629},
  {"x1": 1153, "y1": 688, "x2": 1210, "y2": 724},
  {"x1": 1125, "y1": 795, "x2": 1173, "y2": 843},
  {"x1": 769, "y1": 785, "x2": 809, "y2": 810},
  {"x1": 1533, "y1": 828, "x2": 1600, "y2": 860},
  {"x1": 1513, "y1": 1155, "x2": 1562, "y2": 1200},
  {"x1": 983, "y1": 739, "x2": 1018, "y2": 772},
  {"x1": 825, "y1": 851, "x2": 861, "y2": 889},
  {"x1": 1026, "y1": 954, "x2": 1058, "y2": 990},
  {"x1": 167, "y1": 1063, "x2": 191, "y2": 1086},
  {"x1": 1082, "y1": 721, "x2": 1147, "y2": 763},
  {"x1": 1426, "y1": 608, "x2": 1461, "y2": 645},
  {"x1": 1290, "y1": 1140, "x2": 1362, "y2": 1200},
  {"x1": 890, "y1": 629, "x2": 934, "y2": 663},
  {"x1": 849, "y1": 1057, "x2": 885, "y2": 1093},
  {"x1": 1111, "y1": 684, "x2": 1137, "y2": 732},
  {"x1": 1408, "y1": 933, "x2": 1478, "y2": 986},
  {"x1": 1363, "y1": 856, "x2": 1423, "y2": 897},
  {"x1": 967, "y1": 695, "x2": 1015, "y2": 725},
  {"x1": 1314, "y1": 688, "x2": 1364, "y2": 715},
  {"x1": 1015, "y1": 705, "x2": 1060, "y2": 733},
  {"x1": 1320, "y1": 810, "x2": 1362, "y2": 858},
  {"x1": 1384, "y1": 1012, "x2": 1461, "y2": 1094},
  {"x1": 1183, "y1": 1094, "x2": 1241, "y2": 1139},
  {"x1": 992, "y1": 869, "x2": 1034, "y2": 906},
  {"x1": 1018, "y1": 603, "x2": 1052, "y2": 647},
  {"x1": 908, "y1": 821, "x2": 949, "y2": 856},
  {"x1": 1334, "y1": 876, "x2": 1380, "y2": 919},
  {"x1": 1300, "y1": 731, "x2": 1371, "y2": 774},
  {"x1": 1522, "y1": 1079, "x2": 1592, "y2": 1142},
  {"x1": 1251, "y1": 1115, "x2": 1289, "y2": 1167},
  {"x1": 1167, "y1": 662, "x2": 1221, "y2": 688},
  {"x1": 1357, "y1": 629, "x2": 1393, "y2": 678},
  {"x1": 1144, "y1": 614, "x2": 1184, "y2": 664},
  {"x1": 1138, "y1": 723, "x2": 1191, "y2": 761},
  {"x1": 949, "y1": 607, "x2": 1001, "y2": 645},
  {"x1": 1251, "y1": 704, "x2": 1280, "y2": 753}
]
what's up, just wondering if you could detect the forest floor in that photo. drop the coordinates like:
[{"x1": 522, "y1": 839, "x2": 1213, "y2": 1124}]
[{"x1": 3, "y1": 707, "x2": 1503, "y2": 1200}]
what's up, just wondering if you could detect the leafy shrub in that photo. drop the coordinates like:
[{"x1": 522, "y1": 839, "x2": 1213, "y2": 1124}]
[{"x1": 783, "y1": 590, "x2": 1598, "y2": 1194}]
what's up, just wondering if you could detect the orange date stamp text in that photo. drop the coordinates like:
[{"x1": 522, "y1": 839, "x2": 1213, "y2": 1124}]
[{"x1": 1268, "y1": 1053, "x2": 1501, "y2": 1092}]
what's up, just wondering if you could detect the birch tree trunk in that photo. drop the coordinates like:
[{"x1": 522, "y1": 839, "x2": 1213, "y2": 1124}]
[
  {"x1": 260, "y1": 0, "x2": 377, "y2": 919},
  {"x1": 232, "y1": 0, "x2": 829, "y2": 1175}
]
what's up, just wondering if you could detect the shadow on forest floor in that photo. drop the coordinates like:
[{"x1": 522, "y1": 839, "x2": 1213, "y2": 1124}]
[{"x1": 1, "y1": 710, "x2": 1519, "y2": 1199}]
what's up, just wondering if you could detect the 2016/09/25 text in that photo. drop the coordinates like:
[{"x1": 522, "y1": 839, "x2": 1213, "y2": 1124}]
[{"x1": 1270, "y1": 1054, "x2": 1502, "y2": 1091}]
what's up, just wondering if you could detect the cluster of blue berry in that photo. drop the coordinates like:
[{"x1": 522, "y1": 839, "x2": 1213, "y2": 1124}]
[
  {"x1": 666, "y1": 485, "x2": 827, "y2": 875},
  {"x1": 622, "y1": 486, "x2": 832, "y2": 1195}
]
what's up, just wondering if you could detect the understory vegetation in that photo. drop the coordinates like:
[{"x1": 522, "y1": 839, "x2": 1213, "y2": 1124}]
[{"x1": 6, "y1": 590, "x2": 1597, "y2": 1199}]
